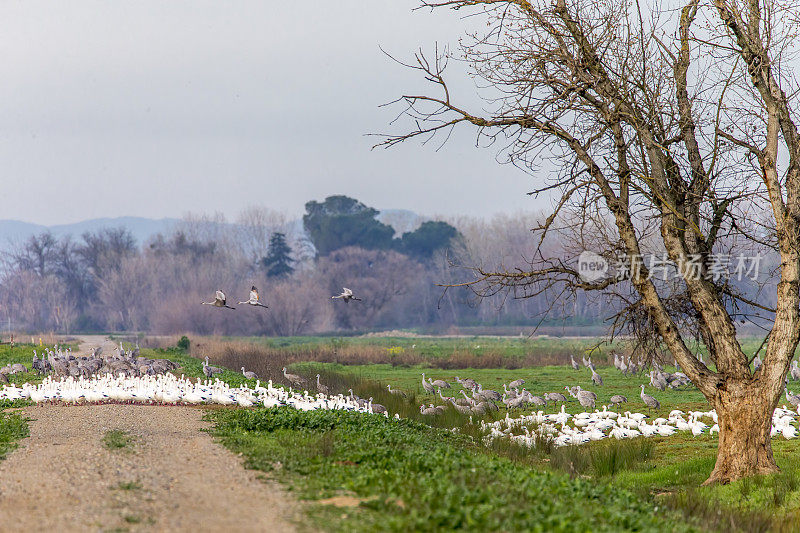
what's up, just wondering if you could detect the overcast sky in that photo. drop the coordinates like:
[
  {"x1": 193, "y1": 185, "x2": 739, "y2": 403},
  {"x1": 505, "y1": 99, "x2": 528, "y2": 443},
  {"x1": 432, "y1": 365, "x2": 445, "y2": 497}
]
[{"x1": 0, "y1": 1, "x2": 542, "y2": 225}]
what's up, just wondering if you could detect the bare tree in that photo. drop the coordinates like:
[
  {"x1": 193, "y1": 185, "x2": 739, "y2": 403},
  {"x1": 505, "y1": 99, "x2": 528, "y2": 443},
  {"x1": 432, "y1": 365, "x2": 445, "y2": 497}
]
[
  {"x1": 382, "y1": 0, "x2": 800, "y2": 484},
  {"x1": 235, "y1": 206, "x2": 290, "y2": 263}
]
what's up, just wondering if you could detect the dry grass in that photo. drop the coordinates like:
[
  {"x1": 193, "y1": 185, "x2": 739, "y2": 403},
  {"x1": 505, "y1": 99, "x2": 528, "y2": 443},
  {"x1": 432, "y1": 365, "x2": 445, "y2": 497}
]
[
  {"x1": 9, "y1": 332, "x2": 74, "y2": 347},
  {"x1": 186, "y1": 338, "x2": 572, "y2": 372}
]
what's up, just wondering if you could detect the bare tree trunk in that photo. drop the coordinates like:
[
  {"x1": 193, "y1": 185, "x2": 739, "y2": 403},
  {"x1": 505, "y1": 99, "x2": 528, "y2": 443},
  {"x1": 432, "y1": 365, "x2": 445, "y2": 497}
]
[
  {"x1": 384, "y1": 0, "x2": 800, "y2": 484},
  {"x1": 706, "y1": 380, "x2": 779, "y2": 485}
]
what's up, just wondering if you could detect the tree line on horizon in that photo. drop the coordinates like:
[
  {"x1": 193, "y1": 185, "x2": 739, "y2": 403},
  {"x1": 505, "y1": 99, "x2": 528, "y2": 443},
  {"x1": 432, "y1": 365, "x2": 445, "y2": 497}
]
[{"x1": 0, "y1": 195, "x2": 611, "y2": 335}]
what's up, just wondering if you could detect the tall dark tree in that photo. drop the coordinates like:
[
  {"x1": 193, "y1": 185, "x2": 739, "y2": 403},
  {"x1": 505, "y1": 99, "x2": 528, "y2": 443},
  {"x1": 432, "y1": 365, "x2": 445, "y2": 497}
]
[
  {"x1": 303, "y1": 195, "x2": 395, "y2": 256},
  {"x1": 261, "y1": 232, "x2": 295, "y2": 278},
  {"x1": 399, "y1": 221, "x2": 460, "y2": 260}
]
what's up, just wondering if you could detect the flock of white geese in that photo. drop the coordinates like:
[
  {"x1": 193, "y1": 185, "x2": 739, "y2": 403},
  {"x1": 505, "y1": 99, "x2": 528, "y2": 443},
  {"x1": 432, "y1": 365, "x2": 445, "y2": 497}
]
[
  {"x1": 480, "y1": 404, "x2": 800, "y2": 448},
  {"x1": 0, "y1": 373, "x2": 384, "y2": 414},
  {"x1": 3, "y1": 347, "x2": 800, "y2": 449}
]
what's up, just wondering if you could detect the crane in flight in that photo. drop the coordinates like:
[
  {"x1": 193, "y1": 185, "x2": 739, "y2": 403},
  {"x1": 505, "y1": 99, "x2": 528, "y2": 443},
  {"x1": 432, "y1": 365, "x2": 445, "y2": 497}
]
[
  {"x1": 201, "y1": 290, "x2": 236, "y2": 310},
  {"x1": 332, "y1": 287, "x2": 361, "y2": 303},
  {"x1": 239, "y1": 286, "x2": 268, "y2": 308}
]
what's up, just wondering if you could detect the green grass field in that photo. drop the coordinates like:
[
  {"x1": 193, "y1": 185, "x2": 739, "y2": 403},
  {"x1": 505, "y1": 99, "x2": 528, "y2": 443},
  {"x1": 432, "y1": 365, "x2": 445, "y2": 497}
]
[
  {"x1": 2, "y1": 336, "x2": 800, "y2": 530},
  {"x1": 209, "y1": 407, "x2": 695, "y2": 532}
]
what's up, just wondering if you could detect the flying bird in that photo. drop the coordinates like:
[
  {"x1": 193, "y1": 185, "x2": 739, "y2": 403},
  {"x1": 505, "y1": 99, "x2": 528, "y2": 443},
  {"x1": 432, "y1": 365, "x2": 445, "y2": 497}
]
[
  {"x1": 239, "y1": 286, "x2": 268, "y2": 308},
  {"x1": 332, "y1": 287, "x2": 361, "y2": 303},
  {"x1": 201, "y1": 290, "x2": 236, "y2": 310}
]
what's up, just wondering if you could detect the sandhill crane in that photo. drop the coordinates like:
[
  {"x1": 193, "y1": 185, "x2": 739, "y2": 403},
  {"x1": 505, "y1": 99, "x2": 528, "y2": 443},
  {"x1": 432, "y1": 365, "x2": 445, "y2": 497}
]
[
  {"x1": 332, "y1": 287, "x2": 361, "y2": 303},
  {"x1": 545, "y1": 392, "x2": 568, "y2": 406},
  {"x1": 368, "y1": 398, "x2": 386, "y2": 414},
  {"x1": 570, "y1": 354, "x2": 580, "y2": 371},
  {"x1": 609, "y1": 394, "x2": 628, "y2": 409},
  {"x1": 430, "y1": 377, "x2": 450, "y2": 389},
  {"x1": 508, "y1": 378, "x2": 525, "y2": 389},
  {"x1": 459, "y1": 390, "x2": 476, "y2": 406},
  {"x1": 450, "y1": 399, "x2": 472, "y2": 414},
  {"x1": 785, "y1": 387, "x2": 800, "y2": 408},
  {"x1": 316, "y1": 374, "x2": 329, "y2": 395},
  {"x1": 438, "y1": 389, "x2": 454, "y2": 402},
  {"x1": 640, "y1": 384, "x2": 660, "y2": 413},
  {"x1": 202, "y1": 290, "x2": 236, "y2": 309},
  {"x1": 421, "y1": 373, "x2": 435, "y2": 394},
  {"x1": 753, "y1": 354, "x2": 762, "y2": 372},
  {"x1": 505, "y1": 393, "x2": 526, "y2": 410},
  {"x1": 475, "y1": 384, "x2": 501, "y2": 402},
  {"x1": 386, "y1": 384, "x2": 406, "y2": 397},
  {"x1": 420, "y1": 404, "x2": 439, "y2": 415},
  {"x1": 590, "y1": 368, "x2": 603, "y2": 386},
  {"x1": 791, "y1": 361, "x2": 800, "y2": 381},
  {"x1": 530, "y1": 395, "x2": 547, "y2": 409},
  {"x1": 455, "y1": 376, "x2": 478, "y2": 389},
  {"x1": 202, "y1": 357, "x2": 223, "y2": 379},
  {"x1": 471, "y1": 402, "x2": 488, "y2": 415},
  {"x1": 238, "y1": 286, "x2": 268, "y2": 308},
  {"x1": 241, "y1": 367, "x2": 258, "y2": 380},
  {"x1": 575, "y1": 389, "x2": 595, "y2": 410},
  {"x1": 282, "y1": 367, "x2": 307, "y2": 387},
  {"x1": 649, "y1": 370, "x2": 667, "y2": 391}
]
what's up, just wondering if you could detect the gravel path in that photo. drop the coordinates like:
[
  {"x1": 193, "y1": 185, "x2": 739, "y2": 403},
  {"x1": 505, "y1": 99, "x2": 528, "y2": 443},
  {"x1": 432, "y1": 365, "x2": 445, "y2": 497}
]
[
  {"x1": 76, "y1": 334, "x2": 119, "y2": 355},
  {"x1": 0, "y1": 404, "x2": 297, "y2": 532}
]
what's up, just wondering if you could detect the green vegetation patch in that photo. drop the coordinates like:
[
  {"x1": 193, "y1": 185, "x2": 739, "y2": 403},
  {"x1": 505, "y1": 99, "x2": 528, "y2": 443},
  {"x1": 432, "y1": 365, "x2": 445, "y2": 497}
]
[
  {"x1": 103, "y1": 429, "x2": 137, "y2": 451},
  {"x1": 0, "y1": 410, "x2": 29, "y2": 460},
  {"x1": 209, "y1": 406, "x2": 690, "y2": 532},
  {"x1": 114, "y1": 480, "x2": 142, "y2": 491}
]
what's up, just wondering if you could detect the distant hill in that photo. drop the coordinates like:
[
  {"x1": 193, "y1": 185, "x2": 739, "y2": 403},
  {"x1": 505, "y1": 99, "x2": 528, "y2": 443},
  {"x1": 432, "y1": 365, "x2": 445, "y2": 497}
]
[
  {"x1": 0, "y1": 208, "x2": 423, "y2": 252},
  {"x1": 0, "y1": 217, "x2": 180, "y2": 251}
]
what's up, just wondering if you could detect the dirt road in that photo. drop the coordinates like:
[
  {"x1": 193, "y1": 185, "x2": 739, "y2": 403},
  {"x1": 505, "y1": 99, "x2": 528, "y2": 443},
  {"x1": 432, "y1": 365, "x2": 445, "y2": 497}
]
[
  {"x1": 0, "y1": 404, "x2": 297, "y2": 532},
  {"x1": 75, "y1": 334, "x2": 120, "y2": 356}
]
